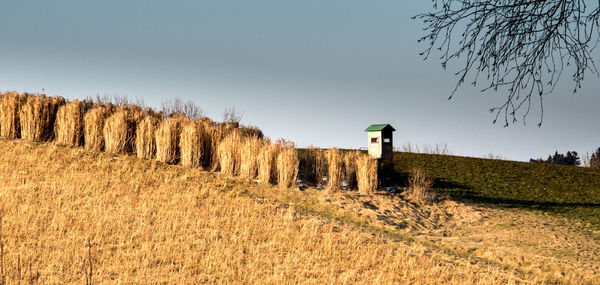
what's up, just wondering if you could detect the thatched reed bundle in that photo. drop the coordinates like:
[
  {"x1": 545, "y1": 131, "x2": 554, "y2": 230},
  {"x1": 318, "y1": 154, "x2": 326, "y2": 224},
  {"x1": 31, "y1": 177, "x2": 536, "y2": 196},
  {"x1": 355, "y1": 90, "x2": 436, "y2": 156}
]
[
  {"x1": 19, "y1": 95, "x2": 65, "y2": 142},
  {"x1": 258, "y1": 140, "x2": 281, "y2": 184},
  {"x1": 207, "y1": 123, "x2": 236, "y2": 171},
  {"x1": 356, "y1": 154, "x2": 378, "y2": 195},
  {"x1": 103, "y1": 109, "x2": 135, "y2": 154},
  {"x1": 277, "y1": 141, "x2": 299, "y2": 188},
  {"x1": 0, "y1": 92, "x2": 25, "y2": 139},
  {"x1": 239, "y1": 136, "x2": 263, "y2": 179},
  {"x1": 196, "y1": 118, "x2": 214, "y2": 169},
  {"x1": 125, "y1": 104, "x2": 146, "y2": 123},
  {"x1": 298, "y1": 146, "x2": 327, "y2": 186},
  {"x1": 135, "y1": 115, "x2": 160, "y2": 159},
  {"x1": 84, "y1": 106, "x2": 110, "y2": 152},
  {"x1": 217, "y1": 130, "x2": 243, "y2": 176},
  {"x1": 180, "y1": 120, "x2": 205, "y2": 168},
  {"x1": 155, "y1": 116, "x2": 187, "y2": 164},
  {"x1": 325, "y1": 148, "x2": 343, "y2": 192},
  {"x1": 55, "y1": 100, "x2": 89, "y2": 147},
  {"x1": 343, "y1": 151, "x2": 359, "y2": 190}
]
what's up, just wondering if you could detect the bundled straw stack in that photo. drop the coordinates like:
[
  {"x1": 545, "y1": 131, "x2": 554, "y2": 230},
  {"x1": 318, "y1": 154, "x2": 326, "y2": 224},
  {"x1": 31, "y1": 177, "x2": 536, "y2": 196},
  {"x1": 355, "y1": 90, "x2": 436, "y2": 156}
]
[
  {"x1": 325, "y1": 148, "x2": 343, "y2": 192},
  {"x1": 208, "y1": 123, "x2": 236, "y2": 171},
  {"x1": 84, "y1": 105, "x2": 110, "y2": 152},
  {"x1": 103, "y1": 108, "x2": 135, "y2": 154},
  {"x1": 298, "y1": 146, "x2": 327, "y2": 187},
  {"x1": 258, "y1": 140, "x2": 281, "y2": 184},
  {"x1": 277, "y1": 141, "x2": 299, "y2": 188},
  {"x1": 155, "y1": 116, "x2": 186, "y2": 164},
  {"x1": 55, "y1": 100, "x2": 87, "y2": 147},
  {"x1": 19, "y1": 95, "x2": 64, "y2": 142},
  {"x1": 0, "y1": 92, "x2": 25, "y2": 139},
  {"x1": 239, "y1": 136, "x2": 263, "y2": 179},
  {"x1": 356, "y1": 153, "x2": 378, "y2": 195},
  {"x1": 217, "y1": 130, "x2": 243, "y2": 176},
  {"x1": 197, "y1": 118, "x2": 214, "y2": 169},
  {"x1": 180, "y1": 120, "x2": 204, "y2": 168},
  {"x1": 135, "y1": 115, "x2": 159, "y2": 159},
  {"x1": 343, "y1": 151, "x2": 359, "y2": 190}
]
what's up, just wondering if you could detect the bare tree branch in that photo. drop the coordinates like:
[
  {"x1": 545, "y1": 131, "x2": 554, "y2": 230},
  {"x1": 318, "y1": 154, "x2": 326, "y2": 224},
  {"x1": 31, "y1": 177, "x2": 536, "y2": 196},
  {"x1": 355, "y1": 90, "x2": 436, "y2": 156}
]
[{"x1": 415, "y1": 0, "x2": 600, "y2": 126}]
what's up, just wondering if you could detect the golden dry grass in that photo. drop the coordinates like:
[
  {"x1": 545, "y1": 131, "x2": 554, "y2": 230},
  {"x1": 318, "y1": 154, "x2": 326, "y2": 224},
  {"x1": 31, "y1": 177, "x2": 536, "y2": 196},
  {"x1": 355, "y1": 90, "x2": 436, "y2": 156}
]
[
  {"x1": 217, "y1": 130, "x2": 243, "y2": 176},
  {"x1": 18, "y1": 95, "x2": 64, "y2": 142},
  {"x1": 135, "y1": 115, "x2": 159, "y2": 159},
  {"x1": 325, "y1": 148, "x2": 343, "y2": 192},
  {"x1": 406, "y1": 168, "x2": 436, "y2": 205},
  {"x1": 0, "y1": 140, "x2": 530, "y2": 284},
  {"x1": 277, "y1": 141, "x2": 299, "y2": 188},
  {"x1": 55, "y1": 100, "x2": 88, "y2": 147},
  {"x1": 343, "y1": 151, "x2": 359, "y2": 190},
  {"x1": 155, "y1": 116, "x2": 187, "y2": 164},
  {"x1": 207, "y1": 123, "x2": 235, "y2": 171},
  {"x1": 0, "y1": 92, "x2": 25, "y2": 139},
  {"x1": 239, "y1": 136, "x2": 263, "y2": 179},
  {"x1": 83, "y1": 106, "x2": 110, "y2": 152},
  {"x1": 179, "y1": 120, "x2": 204, "y2": 168},
  {"x1": 103, "y1": 109, "x2": 135, "y2": 154},
  {"x1": 356, "y1": 153, "x2": 378, "y2": 195},
  {"x1": 258, "y1": 140, "x2": 281, "y2": 185},
  {"x1": 298, "y1": 146, "x2": 327, "y2": 187}
]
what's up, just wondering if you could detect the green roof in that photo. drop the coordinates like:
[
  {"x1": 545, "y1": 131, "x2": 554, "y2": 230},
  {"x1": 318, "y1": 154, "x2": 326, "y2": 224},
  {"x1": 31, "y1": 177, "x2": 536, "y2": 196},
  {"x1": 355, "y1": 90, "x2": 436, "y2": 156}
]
[{"x1": 365, "y1": 124, "x2": 396, "y2": 132}]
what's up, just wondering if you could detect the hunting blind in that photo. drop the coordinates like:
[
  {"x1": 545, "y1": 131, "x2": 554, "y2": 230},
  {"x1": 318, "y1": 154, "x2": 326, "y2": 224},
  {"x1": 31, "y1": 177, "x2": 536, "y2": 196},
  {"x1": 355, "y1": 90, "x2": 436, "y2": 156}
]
[{"x1": 365, "y1": 124, "x2": 395, "y2": 160}]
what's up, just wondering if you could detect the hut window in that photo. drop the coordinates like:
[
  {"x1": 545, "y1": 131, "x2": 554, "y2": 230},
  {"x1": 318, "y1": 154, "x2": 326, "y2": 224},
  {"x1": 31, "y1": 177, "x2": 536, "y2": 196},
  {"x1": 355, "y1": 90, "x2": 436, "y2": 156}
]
[{"x1": 371, "y1": 137, "x2": 379, "y2": 143}]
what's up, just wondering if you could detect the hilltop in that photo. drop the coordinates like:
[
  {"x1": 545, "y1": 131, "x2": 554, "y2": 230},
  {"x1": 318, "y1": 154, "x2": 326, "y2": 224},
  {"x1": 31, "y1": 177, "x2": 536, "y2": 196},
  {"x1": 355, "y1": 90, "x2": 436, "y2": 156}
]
[{"x1": 388, "y1": 152, "x2": 600, "y2": 227}]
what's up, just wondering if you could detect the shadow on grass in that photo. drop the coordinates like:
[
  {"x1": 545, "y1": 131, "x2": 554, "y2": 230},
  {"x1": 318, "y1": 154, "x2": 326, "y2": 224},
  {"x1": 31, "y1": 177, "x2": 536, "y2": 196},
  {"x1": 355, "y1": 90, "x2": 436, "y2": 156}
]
[
  {"x1": 450, "y1": 193, "x2": 600, "y2": 209},
  {"x1": 379, "y1": 167, "x2": 473, "y2": 191}
]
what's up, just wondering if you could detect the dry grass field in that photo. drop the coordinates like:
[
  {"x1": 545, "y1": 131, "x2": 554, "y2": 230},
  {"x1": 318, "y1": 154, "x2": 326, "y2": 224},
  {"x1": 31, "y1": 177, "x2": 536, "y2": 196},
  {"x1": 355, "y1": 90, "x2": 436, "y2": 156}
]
[
  {"x1": 0, "y1": 92, "x2": 598, "y2": 284},
  {"x1": 1, "y1": 139, "x2": 599, "y2": 284}
]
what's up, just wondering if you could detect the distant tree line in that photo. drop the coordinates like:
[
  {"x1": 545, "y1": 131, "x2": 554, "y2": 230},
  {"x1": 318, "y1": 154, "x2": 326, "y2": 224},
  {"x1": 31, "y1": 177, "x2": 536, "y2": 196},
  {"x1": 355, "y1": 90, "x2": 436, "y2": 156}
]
[{"x1": 531, "y1": 147, "x2": 600, "y2": 167}]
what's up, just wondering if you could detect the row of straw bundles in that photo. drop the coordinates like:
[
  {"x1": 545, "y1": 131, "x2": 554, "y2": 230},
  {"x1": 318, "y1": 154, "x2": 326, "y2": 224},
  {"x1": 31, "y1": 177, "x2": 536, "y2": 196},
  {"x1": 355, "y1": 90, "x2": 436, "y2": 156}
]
[
  {"x1": 297, "y1": 147, "x2": 375, "y2": 193},
  {"x1": 180, "y1": 120, "x2": 205, "y2": 168},
  {"x1": 298, "y1": 146, "x2": 327, "y2": 186},
  {"x1": 356, "y1": 153, "x2": 378, "y2": 195},
  {"x1": 155, "y1": 116, "x2": 187, "y2": 164},
  {"x1": 277, "y1": 141, "x2": 299, "y2": 188},
  {"x1": 0, "y1": 92, "x2": 25, "y2": 138},
  {"x1": 19, "y1": 95, "x2": 65, "y2": 142},
  {"x1": 55, "y1": 100, "x2": 89, "y2": 147},
  {"x1": 239, "y1": 136, "x2": 263, "y2": 179},
  {"x1": 325, "y1": 148, "x2": 343, "y2": 192}
]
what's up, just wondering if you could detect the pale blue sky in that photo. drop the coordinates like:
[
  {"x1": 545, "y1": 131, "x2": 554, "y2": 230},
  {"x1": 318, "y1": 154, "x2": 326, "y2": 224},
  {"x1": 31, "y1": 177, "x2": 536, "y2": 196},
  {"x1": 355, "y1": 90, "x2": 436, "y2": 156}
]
[{"x1": 1, "y1": 0, "x2": 599, "y2": 161}]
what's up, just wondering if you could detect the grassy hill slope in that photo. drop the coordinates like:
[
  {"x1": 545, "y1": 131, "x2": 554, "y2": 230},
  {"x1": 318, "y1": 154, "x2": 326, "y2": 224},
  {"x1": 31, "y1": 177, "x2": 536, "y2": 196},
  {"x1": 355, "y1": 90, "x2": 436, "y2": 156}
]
[
  {"x1": 0, "y1": 139, "x2": 522, "y2": 283},
  {"x1": 389, "y1": 152, "x2": 600, "y2": 227}
]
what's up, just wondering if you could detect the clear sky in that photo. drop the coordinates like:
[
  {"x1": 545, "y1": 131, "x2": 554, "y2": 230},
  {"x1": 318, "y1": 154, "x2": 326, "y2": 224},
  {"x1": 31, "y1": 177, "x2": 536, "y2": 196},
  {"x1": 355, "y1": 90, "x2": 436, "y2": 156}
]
[{"x1": 1, "y1": 0, "x2": 599, "y2": 161}]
